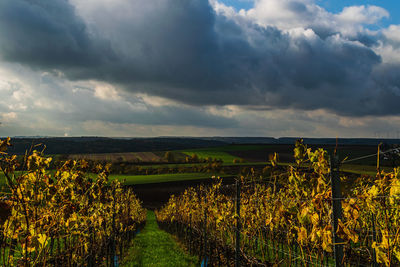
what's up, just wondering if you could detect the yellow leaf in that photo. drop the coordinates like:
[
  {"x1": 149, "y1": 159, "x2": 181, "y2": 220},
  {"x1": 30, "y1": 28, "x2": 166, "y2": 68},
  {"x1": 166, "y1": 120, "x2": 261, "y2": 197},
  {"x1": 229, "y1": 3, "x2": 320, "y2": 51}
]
[
  {"x1": 38, "y1": 234, "x2": 48, "y2": 247},
  {"x1": 311, "y1": 213, "x2": 319, "y2": 225},
  {"x1": 372, "y1": 242, "x2": 389, "y2": 266},
  {"x1": 297, "y1": 227, "x2": 307, "y2": 245},
  {"x1": 394, "y1": 248, "x2": 400, "y2": 262},
  {"x1": 369, "y1": 185, "x2": 379, "y2": 197}
]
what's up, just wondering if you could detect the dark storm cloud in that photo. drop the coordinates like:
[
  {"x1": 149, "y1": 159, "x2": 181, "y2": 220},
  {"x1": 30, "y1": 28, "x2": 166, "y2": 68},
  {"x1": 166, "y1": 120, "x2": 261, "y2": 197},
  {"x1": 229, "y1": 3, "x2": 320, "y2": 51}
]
[
  {"x1": 0, "y1": 0, "x2": 399, "y2": 116},
  {"x1": 0, "y1": 0, "x2": 114, "y2": 68},
  {"x1": 69, "y1": 105, "x2": 238, "y2": 128},
  {"x1": 30, "y1": 71, "x2": 238, "y2": 128},
  {"x1": 54, "y1": 93, "x2": 238, "y2": 128}
]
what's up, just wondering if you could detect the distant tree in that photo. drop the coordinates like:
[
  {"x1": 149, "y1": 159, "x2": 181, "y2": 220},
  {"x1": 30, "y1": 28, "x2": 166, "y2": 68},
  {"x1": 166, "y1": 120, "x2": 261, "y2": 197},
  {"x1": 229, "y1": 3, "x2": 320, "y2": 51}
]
[
  {"x1": 164, "y1": 151, "x2": 175, "y2": 163},
  {"x1": 233, "y1": 158, "x2": 240, "y2": 164},
  {"x1": 191, "y1": 154, "x2": 199, "y2": 162}
]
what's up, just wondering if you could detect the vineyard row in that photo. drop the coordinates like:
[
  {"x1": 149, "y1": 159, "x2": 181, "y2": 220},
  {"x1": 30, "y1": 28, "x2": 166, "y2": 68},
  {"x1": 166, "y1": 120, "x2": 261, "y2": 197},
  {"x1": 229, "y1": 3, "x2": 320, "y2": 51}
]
[{"x1": 156, "y1": 140, "x2": 400, "y2": 266}]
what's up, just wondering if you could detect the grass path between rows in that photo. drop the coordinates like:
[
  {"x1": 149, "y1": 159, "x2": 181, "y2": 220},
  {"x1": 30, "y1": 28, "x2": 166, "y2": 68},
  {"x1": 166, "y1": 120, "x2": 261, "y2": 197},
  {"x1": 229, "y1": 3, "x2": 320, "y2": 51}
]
[{"x1": 122, "y1": 211, "x2": 198, "y2": 267}]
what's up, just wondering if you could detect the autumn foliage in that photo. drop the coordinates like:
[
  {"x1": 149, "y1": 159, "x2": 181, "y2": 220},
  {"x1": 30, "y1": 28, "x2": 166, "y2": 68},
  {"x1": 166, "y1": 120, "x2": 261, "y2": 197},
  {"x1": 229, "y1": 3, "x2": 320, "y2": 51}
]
[
  {"x1": 0, "y1": 138, "x2": 146, "y2": 266},
  {"x1": 157, "y1": 141, "x2": 400, "y2": 266}
]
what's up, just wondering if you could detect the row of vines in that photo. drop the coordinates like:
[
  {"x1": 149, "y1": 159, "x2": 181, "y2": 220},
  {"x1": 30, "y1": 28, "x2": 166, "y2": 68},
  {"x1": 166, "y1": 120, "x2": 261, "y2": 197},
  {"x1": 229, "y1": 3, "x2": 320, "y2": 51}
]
[
  {"x1": 0, "y1": 138, "x2": 146, "y2": 266},
  {"x1": 156, "y1": 140, "x2": 400, "y2": 266}
]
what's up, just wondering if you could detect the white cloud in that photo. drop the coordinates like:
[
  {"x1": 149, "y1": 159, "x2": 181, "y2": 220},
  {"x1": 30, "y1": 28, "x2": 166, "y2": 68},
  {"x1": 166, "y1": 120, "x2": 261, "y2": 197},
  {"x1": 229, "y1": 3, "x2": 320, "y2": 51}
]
[
  {"x1": 237, "y1": 1, "x2": 389, "y2": 37},
  {"x1": 383, "y1": 25, "x2": 400, "y2": 44},
  {"x1": 239, "y1": 0, "x2": 346, "y2": 36},
  {"x1": 210, "y1": 0, "x2": 237, "y2": 16},
  {"x1": 93, "y1": 82, "x2": 121, "y2": 101},
  {"x1": 372, "y1": 25, "x2": 400, "y2": 64},
  {"x1": 1, "y1": 112, "x2": 17, "y2": 122},
  {"x1": 0, "y1": 0, "x2": 400, "y2": 138},
  {"x1": 336, "y1": 5, "x2": 389, "y2": 25},
  {"x1": 136, "y1": 93, "x2": 181, "y2": 108}
]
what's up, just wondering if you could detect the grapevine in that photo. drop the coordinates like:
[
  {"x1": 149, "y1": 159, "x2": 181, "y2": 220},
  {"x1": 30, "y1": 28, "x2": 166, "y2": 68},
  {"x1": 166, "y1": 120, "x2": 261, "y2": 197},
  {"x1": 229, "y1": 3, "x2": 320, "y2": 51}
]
[
  {"x1": 0, "y1": 138, "x2": 146, "y2": 266},
  {"x1": 156, "y1": 140, "x2": 400, "y2": 266}
]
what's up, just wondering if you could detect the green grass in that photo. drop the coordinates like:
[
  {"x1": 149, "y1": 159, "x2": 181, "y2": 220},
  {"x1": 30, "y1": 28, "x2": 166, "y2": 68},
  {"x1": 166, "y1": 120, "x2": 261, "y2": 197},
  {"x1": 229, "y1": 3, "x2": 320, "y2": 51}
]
[
  {"x1": 0, "y1": 171, "x2": 223, "y2": 186},
  {"x1": 178, "y1": 144, "x2": 284, "y2": 163},
  {"x1": 181, "y1": 149, "x2": 238, "y2": 163},
  {"x1": 134, "y1": 163, "x2": 209, "y2": 169},
  {"x1": 122, "y1": 211, "x2": 198, "y2": 267},
  {"x1": 1, "y1": 161, "x2": 395, "y2": 187},
  {"x1": 109, "y1": 172, "x2": 223, "y2": 185},
  {"x1": 138, "y1": 161, "x2": 271, "y2": 170}
]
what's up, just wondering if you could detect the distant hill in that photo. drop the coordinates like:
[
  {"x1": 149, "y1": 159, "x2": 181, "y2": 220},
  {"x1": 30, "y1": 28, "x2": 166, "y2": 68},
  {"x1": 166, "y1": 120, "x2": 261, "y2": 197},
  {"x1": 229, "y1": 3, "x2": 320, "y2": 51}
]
[
  {"x1": 277, "y1": 137, "x2": 400, "y2": 146},
  {"x1": 198, "y1": 137, "x2": 277, "y2": 144},
  {"x1": 4, "y1": 137, "x2": 225, "y2": 155},
  {"x1": 199, "y1": 137, "x2": 400, "y2": 146},
  {"x1": 2, "y1": 136, "x2": 399, "y2": 155}
]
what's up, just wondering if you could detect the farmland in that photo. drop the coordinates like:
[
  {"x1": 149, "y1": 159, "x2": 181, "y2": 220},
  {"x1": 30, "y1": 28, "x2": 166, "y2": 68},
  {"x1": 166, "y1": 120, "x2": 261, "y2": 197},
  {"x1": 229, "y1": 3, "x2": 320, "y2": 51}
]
[
  {"x1": 1, "y1": 137, "x2": 400, "y2": 266},
  {"x1": 68, "y1": 151, "x2": 162, "y2": 162},
  {"x1": 156, "y1": 141, "x2": 400, "y2": 266},
  {"x1": 2, "y1": 142, "x2": 395, "y2": 192},
  {"x1": 109, "y1": 172, "x2": 225, "y2": 185}
]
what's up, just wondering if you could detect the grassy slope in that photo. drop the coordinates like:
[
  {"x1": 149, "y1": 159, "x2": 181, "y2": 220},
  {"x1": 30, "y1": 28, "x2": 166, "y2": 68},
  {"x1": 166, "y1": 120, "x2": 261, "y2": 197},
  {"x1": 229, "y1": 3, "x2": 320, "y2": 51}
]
[
  {"x1": 122, "y1": 211, "x2": 198, "y2": 267},
  {"x1": 181, "y1": 149, "x2": 238, "y2": 163},
  {"x1": 180, "y1": 144, "x2": 293, "y2": 163},
  {"x1": 139, "y1": 161, "x2": 270, "y2": 169},
  {"x1": 1, "y1": 164, "x2": 393, "y2": 187},
  {"x1": 109, "y1": 172, "x2": 223, "y2": 185},
  {"x1": 0, "y1": 172, "x2": 223, "y2": 186}
]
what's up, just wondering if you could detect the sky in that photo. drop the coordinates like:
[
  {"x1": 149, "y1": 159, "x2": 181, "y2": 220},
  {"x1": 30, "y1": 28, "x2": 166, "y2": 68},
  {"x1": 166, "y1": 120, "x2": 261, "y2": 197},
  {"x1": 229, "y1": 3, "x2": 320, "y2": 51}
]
[{"x1": 0, "y1": 0, "x2": 400, "y2": 138}]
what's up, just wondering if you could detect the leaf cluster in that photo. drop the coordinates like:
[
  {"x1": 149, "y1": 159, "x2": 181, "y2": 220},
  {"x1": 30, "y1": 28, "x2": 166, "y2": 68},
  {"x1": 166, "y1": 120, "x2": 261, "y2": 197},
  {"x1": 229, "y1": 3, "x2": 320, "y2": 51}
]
[{"x1": 0, "y1": 138, "x2": 146, "y2": 266}]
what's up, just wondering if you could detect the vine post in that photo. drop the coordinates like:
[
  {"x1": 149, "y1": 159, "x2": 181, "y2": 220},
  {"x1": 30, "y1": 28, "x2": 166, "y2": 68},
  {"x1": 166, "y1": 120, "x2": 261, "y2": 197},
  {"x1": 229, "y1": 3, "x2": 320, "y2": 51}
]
[
  {"x1": 111, "y1": 186, "x2": 117, "y2": 267},
  {"x1": 88, "y1": 226, "x2": 94, "y2": 267},
  {"x1": 330, "y1": 153, "x2": 344, "y2": 266},
  {"x1": 203, "y1": 188, "x2": 208, "y2": 266},
  {"x1": 189, "y1": 213, "x2": 192, "y2": 254},
  {"x1": 371, "y1": 213, "x2": 378, "y2": 267},
  {"x1": 235, "y1": 178, "x2": 241, "y2": 267}
]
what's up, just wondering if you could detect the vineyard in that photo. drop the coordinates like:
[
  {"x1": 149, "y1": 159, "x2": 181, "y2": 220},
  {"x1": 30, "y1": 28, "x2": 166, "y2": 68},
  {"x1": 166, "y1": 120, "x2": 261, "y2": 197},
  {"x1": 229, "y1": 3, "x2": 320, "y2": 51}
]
[
  {"x1": 0, "y1": 138, "x2": 146, "y2": 266},
  {"x1": 2, "y1": 135, "x2": 400, "y2": 266},
  {"x1": 156, "y1": 140, "x2": 400, "y2": 266}
]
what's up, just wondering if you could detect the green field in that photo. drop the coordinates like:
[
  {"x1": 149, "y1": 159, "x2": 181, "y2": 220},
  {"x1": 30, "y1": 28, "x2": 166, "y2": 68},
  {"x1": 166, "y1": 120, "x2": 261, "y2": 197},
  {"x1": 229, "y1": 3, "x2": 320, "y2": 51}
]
[
  {"x1": 138, "y1": 161, "x2": 270, "y2": 170},
  {"x1": 0, "y1": 159, "x2": 392, "y2": 188},
  {"x1": 109, "y1": 172, "x2": 223, "y2": 185},
  {"x1": 0, "y1": 171, "x2": 222, "y2": 187},
  {"x1": 181, "y1": 148, "x2": 239, "y2": 163}
]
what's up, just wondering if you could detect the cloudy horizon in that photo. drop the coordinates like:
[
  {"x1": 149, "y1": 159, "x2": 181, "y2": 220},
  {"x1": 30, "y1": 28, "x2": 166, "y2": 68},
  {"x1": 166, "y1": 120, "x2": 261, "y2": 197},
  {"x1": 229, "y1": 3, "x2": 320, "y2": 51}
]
[{"x1": 1, "y1": 0, "x2": 400, "y2": 138}]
